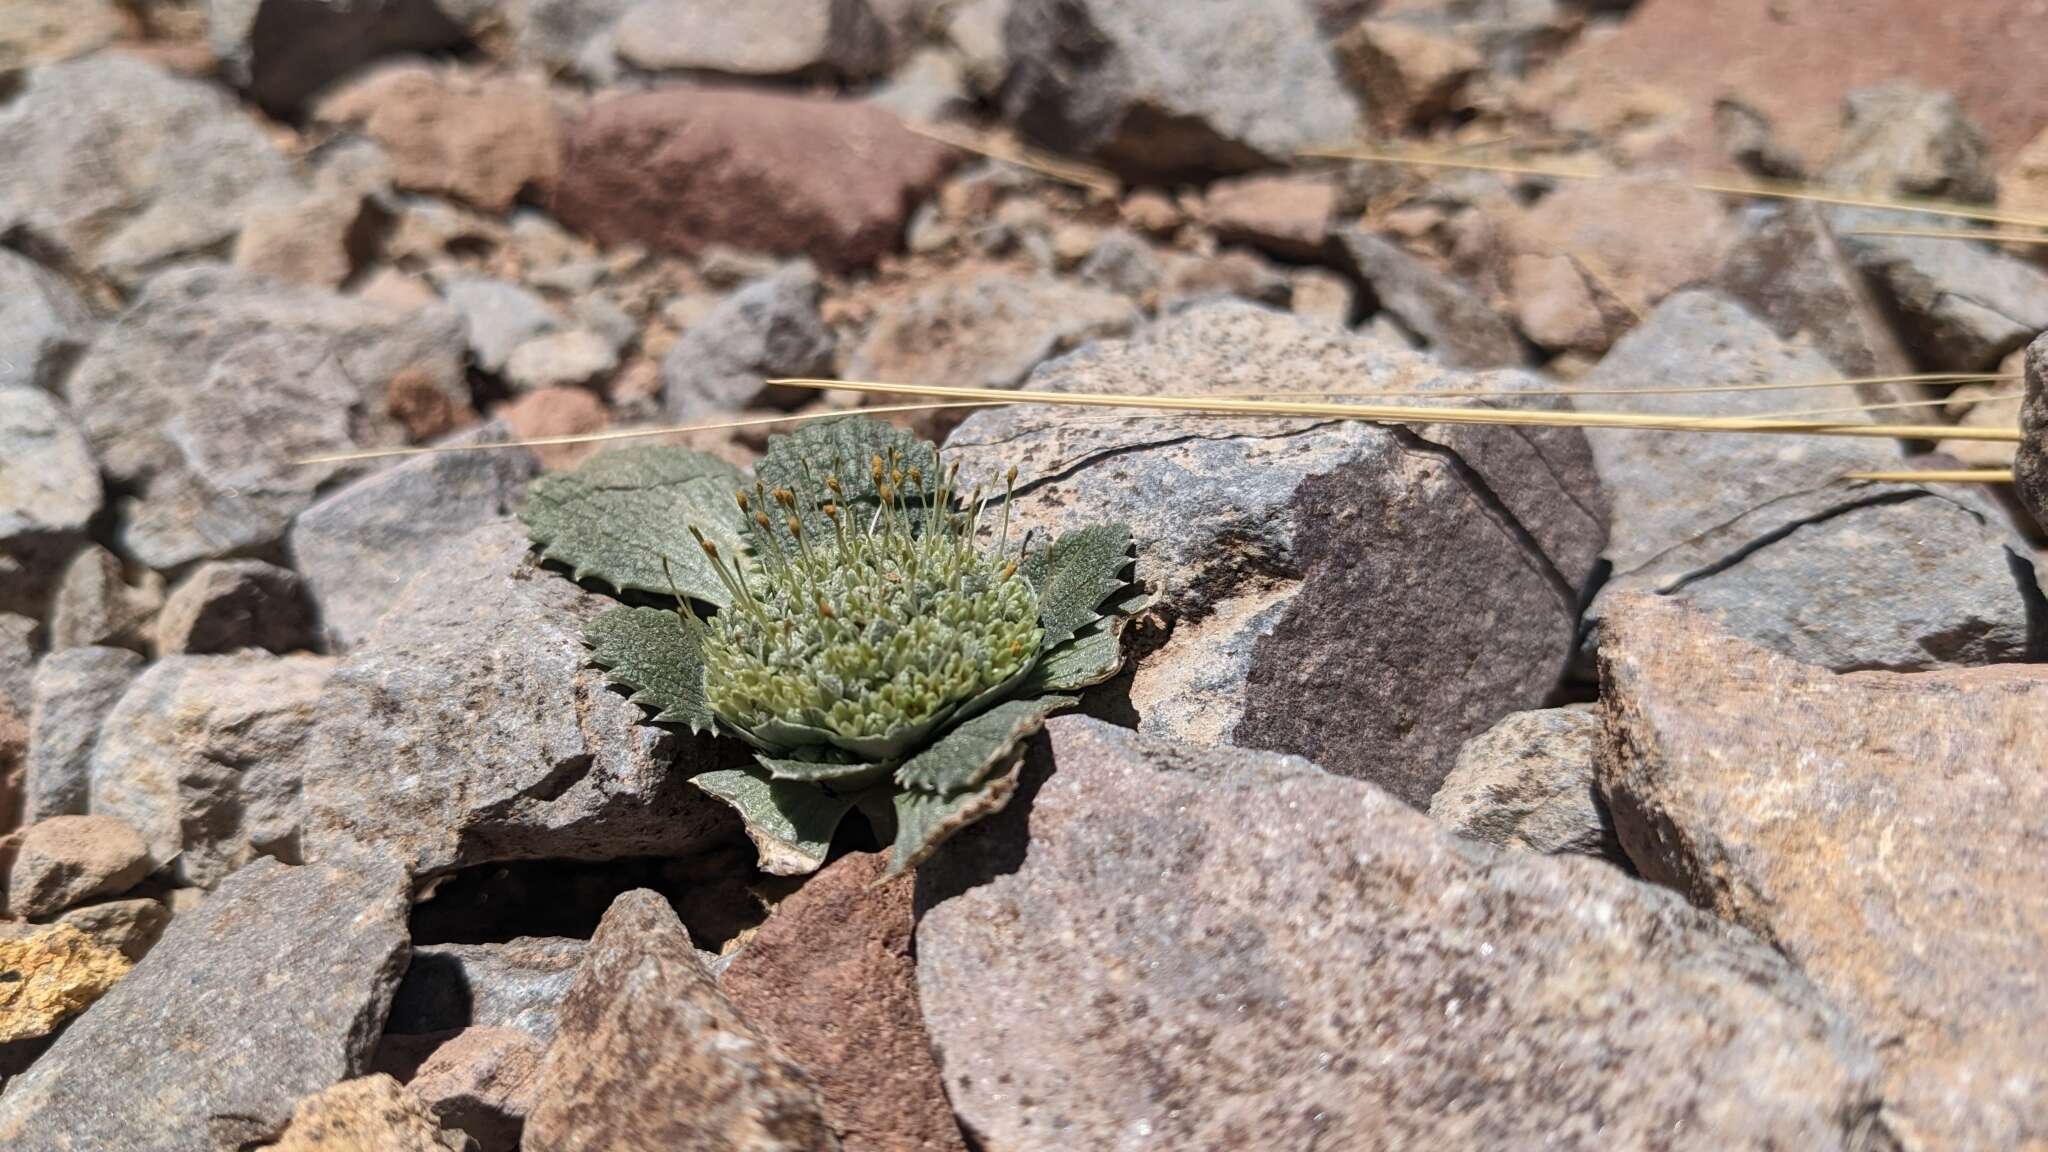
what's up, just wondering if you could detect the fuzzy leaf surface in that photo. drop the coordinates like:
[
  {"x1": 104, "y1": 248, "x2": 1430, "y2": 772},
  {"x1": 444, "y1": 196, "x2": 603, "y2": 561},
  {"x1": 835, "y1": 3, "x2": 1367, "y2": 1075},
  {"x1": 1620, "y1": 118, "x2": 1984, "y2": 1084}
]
[
  {"x1": 693, "y1": 766, "x2": 857, "y2": 876},
  {"x1": 895, "y1": 695, "x2": 1076, "y2": 794},
  {"x1": 520, "y1": 446, "x2": 750, "y2": 605},
  {"x1": 1025, "y1": 626, "x2": 1126, "y2": 693},
  {"x1": 1034, "y1": 522, "x2": 1135, "y2": 649},
  {"x1": 889, "y1": 759, "x2": 1026, "y2": 876},
  {"x1": 585, "y1": 606, "x2": 716, "y2": 733},
  {"x1": 751, "y1": 417, "x2": 939, "y2": 544},
  {"x1": 755, "y1": 753, "x2": 893, "y2": 790}
]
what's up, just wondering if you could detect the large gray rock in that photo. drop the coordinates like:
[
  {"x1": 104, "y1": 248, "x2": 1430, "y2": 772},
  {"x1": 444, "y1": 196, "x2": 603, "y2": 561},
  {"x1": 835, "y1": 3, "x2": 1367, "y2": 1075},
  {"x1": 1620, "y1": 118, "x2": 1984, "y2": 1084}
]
[
  {"x1": 1715, "y1": 202, "x2": 1914, "y2": 388},
  {"x1": 661, "y1": 264, "x2": 837, "y2": 421},
  {"x1": 614, "y1": 0, "x2": 888, "y2": 82},
  {"x1": 1332, "y1": 228, "x2": 1524, "y2": 368},
  {"x1": 64, "y1": 264, "x2": 468, "y2": 569},
  {"x1": 1001, "y1": 0, "x2": 1364, "y2": 183},
  {"x1": 1579, "y1": 291, "x2": 2043, "y2": 671},
  {"x1": 0, "y1": 250, "x2": 94, "y2": 393},
  {"x1": 2018, "y1": 333, "x2": 2047, "y2": 533},
  {"x1": 288, "y1": 424, "x2": 538, "y2": 651},
  {"x1": 23, "y1": 645, "x2": 142, "y2": 822},
  {"x1": 1428, "y1": 705, "x2": 1617, "y2": 858},
  {"x1": 0, "y1": 55, "x2": 301, "y2": 286},
  {"x1": 946, "y1": 302, "x2": 1606, "y2": 806},
  {"x1": 1835, "y1": 208, "x2": 2048, "y2": 371},
  {"x1": 1599, "y1": 595, "x2": 2048, "y2": 1151},
  {"x1": 0, "y1": 387, "x2": 100, "y2": 620},
  {"x1": 0, "y1": 856, "x2": 410, "y2": 1151},
  {"x1": 386, "y1": 937, "x2": 586, "y2": 1047},
  {"x1": 154, "y1": 559, "x2": 317, "y2": 657},
  {"x1": 915, "y1": 717, "x2": 1885, "y2": 1150},
  {"x1": 523, "y1": 890, "x2": 836, "y2": 1152},
  {"x1": 209, "y1": 0, "x2": 473, "y2": 115},
  {"x1": 91, "y1": 652, "x2": 336, "y2": 887},
  {"x1": 300, "y1": 521, "x2": 737, "y2": 879}
]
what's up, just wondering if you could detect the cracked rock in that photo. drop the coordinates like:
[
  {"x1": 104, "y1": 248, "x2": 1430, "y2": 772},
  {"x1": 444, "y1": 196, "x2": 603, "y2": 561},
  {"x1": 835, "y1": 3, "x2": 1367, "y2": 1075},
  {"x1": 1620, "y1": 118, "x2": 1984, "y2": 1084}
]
[
  {"x1": 1579, "y1": 291, "x2": 2043, "y2": 670},
  {"x1": 2016, "y1": 333, "x2": 2047, "y2": 533},
  {"x1": 947, "y1": 301, "x2": 1606, "y2": 806},
  {"x1": 915, "y1": 716, "x2": 1886, "y2": 1150}
]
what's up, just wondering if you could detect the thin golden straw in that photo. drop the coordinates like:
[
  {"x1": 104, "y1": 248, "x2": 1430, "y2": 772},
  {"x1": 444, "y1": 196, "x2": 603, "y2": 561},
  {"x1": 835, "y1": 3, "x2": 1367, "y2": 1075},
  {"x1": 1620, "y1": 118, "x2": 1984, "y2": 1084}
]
[
  {"x1": 1843, "y1": 227, "x2": 2048, "y2": 246},
  {"x1": 1846, "y1": 469, "x2": 2014, "y2": 484},
  {"x1": 292, "y1": 401, "x2": 1004, "y2": 466},
  {"x1": 1758, "y1": 390, "x2": 2026, "y2": 421},
  {"x1": 768, "y1": 378, "x2": 2022, "y2": 443},
  {"x1": 901, "y1": 122, "x2": 1120, "y2": 196},
  {"x1": 1247, "y1": 372, "x2": 2011, "y2": 402}
]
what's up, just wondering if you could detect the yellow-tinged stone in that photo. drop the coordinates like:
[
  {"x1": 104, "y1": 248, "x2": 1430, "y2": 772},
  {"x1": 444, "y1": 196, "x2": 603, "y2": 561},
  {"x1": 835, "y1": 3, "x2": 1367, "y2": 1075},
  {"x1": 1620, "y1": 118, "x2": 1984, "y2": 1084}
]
[{"x1": 0, "y1": 924, "x2": 130, "y2": 1043}]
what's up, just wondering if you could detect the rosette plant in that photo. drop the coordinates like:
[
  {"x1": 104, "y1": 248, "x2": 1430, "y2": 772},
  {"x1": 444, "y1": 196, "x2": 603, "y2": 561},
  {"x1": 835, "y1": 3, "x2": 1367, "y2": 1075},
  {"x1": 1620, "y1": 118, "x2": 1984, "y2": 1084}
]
[{"x1": 520, "y1": 417, "x2": 1138, "y2": 876}]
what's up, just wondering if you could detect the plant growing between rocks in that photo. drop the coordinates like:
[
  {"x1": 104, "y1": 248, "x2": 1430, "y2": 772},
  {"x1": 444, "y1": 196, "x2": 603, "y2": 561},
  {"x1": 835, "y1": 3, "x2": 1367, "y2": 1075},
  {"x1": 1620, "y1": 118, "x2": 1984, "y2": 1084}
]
[{"x1": 520, "y1": 416, "x2": 1139, "y2": 876}]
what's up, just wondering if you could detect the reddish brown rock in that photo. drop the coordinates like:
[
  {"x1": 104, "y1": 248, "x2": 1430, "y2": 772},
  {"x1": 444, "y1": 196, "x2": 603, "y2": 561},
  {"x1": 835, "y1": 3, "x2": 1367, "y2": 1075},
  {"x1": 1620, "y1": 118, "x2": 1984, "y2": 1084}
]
[
  {"x1": 554, "y1": 87, "x2": 956, "y2": 273},
  {"x1": 317, "y1": 63, "x2": 562, "y2": 214},
  {"x1": 268, "y1": 1075, "x2": 469, "y2": 1152},
  {"x1": 409, "y1": 1027, "x2": 543, "y2": 1152},
  {"x1": 1201, "y1": 174, "x2": 1338, "y2": 262},
  {"x1": 497, "y1": 387, "x2": 609, "y2": 472},
  {"x1": 723, "y1": 853, "x2": 965, "y2": 1152},
  {"x1": 1599, "y1": 595, "x2": 2048, "y2": 1150},
  {"x1": 2, "y1": 815, "x2": 150, "y2": 919}
]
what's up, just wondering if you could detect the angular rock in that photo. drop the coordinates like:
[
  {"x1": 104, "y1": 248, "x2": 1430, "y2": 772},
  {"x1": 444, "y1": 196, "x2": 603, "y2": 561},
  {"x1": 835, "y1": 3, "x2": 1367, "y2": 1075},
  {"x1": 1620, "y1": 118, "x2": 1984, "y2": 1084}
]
[
  {"x1": 0, "y1": 387, "x2": 100, "y2": 620},
  {"x1": 1599, "y1": 595, "x2": 2048, "y2": 1150},
  {"x1": 1156, "y1": 247, "x2": 1291, "y2": 313},
  {"x1": 64, "y1": 264, "x2": 469, "y2": 569},
  {"x1": 47, "y1": 896, "x2": 170, "y2": 962},
  {"x1": 724, "y1": 852, "x2": 964, "y2": 1152},
  {"x1": 23, "y1": 646, "x2": 143, "y2": 823},
  {"x1": 504, "y1": 329, "x2": 617, "y2": 393},
  {"x1": 0, "y1": 857, "x2": 410, "y2": 1150},
  {"x1": 916, "y1": 716, "x2": 1885, "y2": 1150},
  {"x1": 1835, "y1": 208, "x2": 2048, "y2": 371},
  {"x1": 1715, "y1": 202, "x2": 1913, "y2": 386},
  {"x1": 496, "y1": 387, "x2": 609, "y2": 472},
  {"x1": 2021, "y1": 334, "x2": 2047, "y2": 532},
  {"x1": 846, "y1": 266, "x2": 1138, "y2": 429},
  {"x1": 661, "y1": 265, "x2": 837, "y2": 420},
  {"x1": 0, "y1": 249, "x2": 94, "y2": 394},
  {"x1": 555, "y1": 87, "x2": 956, "y2": 272},
  {"x1": 2003, "y1": 124, "x2": 2048, "y2": 221},
  {"x1": 1335, "y1": 17, "x2": 1483, "y2": 131},
  {"x1": 1201, "y1": 174, "x2": 1338, "y2": 262},
  {"x1": 0, "y1": 0, "x2": 123, "y2": 74},
  {"x1": 503, "y1": 0, "x2": 634, "y2": 75},
  {"x1": 1077, "y1": 227, "x2": 1163, "y2": 299},
  {"x1": 0, "y1": 923, "x2": 129, "y2": 1046},
  {"x1": 315, "y1": 62, "x2": 561, "y2": 213},
  {"x1": 947, "y1": 301, "x2": 1606, "y2": 806},
  {"x1": 1331, "y1": 229, "x2": 1523, "y2": 368},
  {"x1": 0, "y1": 614, "x2": 33, "y2": 722},
  {"x1": 1428, "y1": 705, "x2": 1616, "y2": 857},
  {"x1": 46, "y1": 545, "x2": 162, "y2": 654},
  {"x1": 443, "y1": 277, "x2": 564, "y2": 376},
  {"x1": 943, "y1": 0, "x2": 1009, "y2": 96},
  {"x1": 1002, "y1": 0, "x2": 1363, "y2": 183},
  {"x1": 154, "y1": 559, "x2": 318, "y2": 657},
  {"x1": 233, "y1": 186, "x2": 387, "y2": 289},
  {"x1": 91, "y1": 652, "x2": 335, "y2": 887},
  {"x1": 300, "y1": 522, "x2": 736, "y2": 878},
  {"x1": 209, "y1": 0, "x2": 472, "y2": 115},
  {"x1": 386, "y1": 937, "x2": 586, "y2": 1047},
  {"x1": 1822, "y1": 82, "x2": 1997, "y2": 203},
  {"x1": 268, "y1": 1074, "x2": 470, "y2": 1152},
  {"x1": 614, "y1": 0, "x2": 888, "y2": 82},
  {"x1": 3, "y1": 814, "x2": 150, "y2": 919},
  {"x1": 1578, "y1": 291, "x2": 2043, "y2": 671},
  {"x1": 523, "y1": 890, "x2": 836, "y2": 1152},
  {"x1": 410, "y1": 1027, "x2": 544, "y2": 1152},
  {"x1": 0, "y1": 55, "x2": 301, "y2": 286}
]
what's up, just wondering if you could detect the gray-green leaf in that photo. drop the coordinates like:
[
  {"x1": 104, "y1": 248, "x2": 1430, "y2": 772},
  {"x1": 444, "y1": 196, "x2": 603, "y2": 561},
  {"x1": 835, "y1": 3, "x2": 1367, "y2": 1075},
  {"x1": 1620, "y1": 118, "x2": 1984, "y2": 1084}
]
[
  {"x1": 1025, "y1": 626, "x2": 1126, "y2": 693},
  {"x1": 693, "y1": 766, "x2": 857, "y2": 876},
  {"x1": 755, "y1": 752, "x2": 893, "y2": 790},
  {"x1": 752, "y1": 417, "x2": 939, "y2": 543},
  {"x1": 1034, "y1": 522, "x2": 1135, "y2": 649},
  {"x1": 585, "y1": 606, "x2": 714, "y2": 733},
  {"x1": 889, "y1": 759, "x2": 1027, "y2": 876},
  {"x1": 895, "y1": 695, "x2": 1075, "y2": 794},
  {"x1": 520, "y1": 446, "x2": 750, "y2": 605}
]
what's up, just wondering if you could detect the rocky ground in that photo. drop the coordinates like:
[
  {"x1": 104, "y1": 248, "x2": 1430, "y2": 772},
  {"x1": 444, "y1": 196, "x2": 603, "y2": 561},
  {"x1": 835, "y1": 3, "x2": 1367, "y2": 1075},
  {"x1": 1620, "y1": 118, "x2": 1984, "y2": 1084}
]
[{"x1": 2, "y1": 0, "x2": 2047, "y2": 1149}]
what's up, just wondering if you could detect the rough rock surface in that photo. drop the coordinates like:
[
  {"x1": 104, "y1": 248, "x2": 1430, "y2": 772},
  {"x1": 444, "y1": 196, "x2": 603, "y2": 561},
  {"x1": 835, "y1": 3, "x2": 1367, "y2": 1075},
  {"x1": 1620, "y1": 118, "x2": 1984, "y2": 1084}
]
[
  {"x1": 915, "y1": 717, "x2": 1885, "y2": 1150},
  {"x1": 2021, "y1": 334, "x2": 2047, "y2": 532},
  {"x1": 1823, "y1": 82, "x2": 1998, "y2": 204},
  {"x1": 1428, "y1": 705, "x2": 1616, "y2": 857},
  {"x1": 1202, "y1": 174, "x2": 1338, "y2": 262},
  {"x1": 154, "y1": 559, "x2": 317, "y2": 657},
  {"x1": 0, "y1": 249, "x2": 94, "y2": 394},
  {"x1": 0, "y1": 55, "x2": 300, "y2": 286},
  {"x1": 45, "y1": 545, "x2": 162, "y2": 654},
  {"x1": 614, "y1": 0, "x2": 888, "y2": 81},
  {"x1": 91, "y1": 652, "x2": 335, "y2": 887},
  {"x1": 301, "y1": 522, "x2": 736, "y2": 878},
  {"x1": 1834, "y1": 208, "x2": 2048, "y2": 371},
  {"x1": 504, "y1": 329, "x2": 617, "y2": 393},
  {"x1": 409, "y1": 1027, "x2": 544, "y2": 1152},
  {"x1": 23, "y1": 646, "x2": 143, "y2": 822},
  {"x1": 523, "y1": 889, "x2": 837, "y2": 1152},
  {"x1": 385, "y1": 937, "x2": 586, "y2": 1046},
  {"x1": 0, "y1": 857, "x2": 410, "y2": 1150},
  {"x1": 661, "y1": 264, "x2": 837, "y2": 420},
  {"x1": 555, "y1": 87, "x2": 956, "y2": 272},
  {"x1": 209, "y1": 0, "x2": 472, "y2": 115},
  {"x1": 44, "y1": 896, "x2": 170, "y2": 962},
  {"x1": 0, "y1": 387, "x2": 100, "y2": 620},
  {"x1": 1330, "y1": 229, "x2": 1522, "y2": 368},
  {"x1": 947, "y1": 302, "x2": 1605, "y2": 806},
  {"x1": 64, "y1": 264, "x2": 468, "y2": 569},
  {"x1": 1599, "y1": 596, "x2": 2048, "y2": 1151},
  {"x1": 724, "y1": 852, "x2": 965, "y2": 1152},
  {"x1": 1002, "y1": 0, "x2": 1363, "y2": 183},
  {"x1": 315, "y1": 62, "x2": 561, "y2": 213},
  {"x1": 1715, "y1": 202, "x2": 1913, "y2": 387},
  {"x1": 288, "y1": 423, "x2": 539, "y2": 651},
  {"x1": 1578, "y1": 291, "x2": 2043, "y2": 671},
  {"x1": 267, "y1": 1074, "x2": 470, "y2": 1152},
  {"x1": 0, "y1": 0, "x2": 123, "y2": 73},
  {"x1": 0, "y1": 922, "x2": 129, "y2": 1046},
  {"x1": 2, "y1": 814, "x2": 150, "y2": 919},
  {"x1": 444, "y1": 277, "x2": 564, "y2": 375}
]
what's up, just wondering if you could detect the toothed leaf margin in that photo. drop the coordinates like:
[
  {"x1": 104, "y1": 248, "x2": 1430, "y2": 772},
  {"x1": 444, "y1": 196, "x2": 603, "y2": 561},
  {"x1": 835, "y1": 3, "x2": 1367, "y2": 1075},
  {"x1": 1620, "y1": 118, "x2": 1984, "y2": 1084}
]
[
  {"x1": 586, "y1": 605, "x2": 715, "y2": 734},
  {"x1": 520, "y1": 446, "x2": 751, "y2": 606}
]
